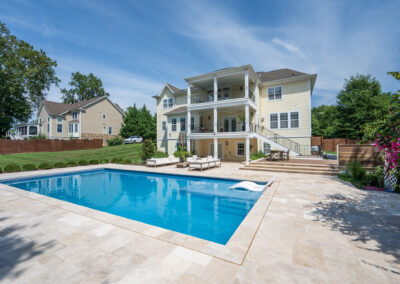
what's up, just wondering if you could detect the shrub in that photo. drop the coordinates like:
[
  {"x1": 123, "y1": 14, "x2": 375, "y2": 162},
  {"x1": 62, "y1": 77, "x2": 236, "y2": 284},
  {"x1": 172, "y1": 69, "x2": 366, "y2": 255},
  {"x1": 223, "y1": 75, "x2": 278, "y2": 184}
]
[
  {"x1": 346, "y1": 161, "x2": 366, "y2": 180},
  {"x1": 29, "y1": 134, "x2": 47, "y2": 140},
  {"x1": 100, "y1": 158, "x2": 109, "y2": 164},
  {"x1": 141, "y1": 139, "x2": 155, "y2": 161},
  {"x1": 78, "y1": 160, "x2": 89, "y2": 166},
  {"x1": 22, "y1": 164, "x2": 37, "y2": 171},
  {"x1": 38, "y1": 162, "x2": 53, "y2": 170},
  {"x1": 66, "y1": 160, "x2": 78, "y2": 167},
  {"x1": 89, "y1": 159, "x2": 99, "y2": 165},
  {"x1": 174, "y1": 146, "x2": 190, "y2": 162},
  {"x1": 123, "y1": 159, "x2": 131, "y2": 164},
  {"x1": 53, "y1": 162, "x2": 67, "y2": 168},
  {"x1": 111, "y1": 157, "x2": 123, "y2": 164},
  {"x1": 107, "y1": 137, "x2": 124, "y2": 146},
  {"x1": 4, "y1": 164, "x2": 21, "y2": 173},
  {"x1": 251, "y1": 151, "x2": 265, "y2": 160}
]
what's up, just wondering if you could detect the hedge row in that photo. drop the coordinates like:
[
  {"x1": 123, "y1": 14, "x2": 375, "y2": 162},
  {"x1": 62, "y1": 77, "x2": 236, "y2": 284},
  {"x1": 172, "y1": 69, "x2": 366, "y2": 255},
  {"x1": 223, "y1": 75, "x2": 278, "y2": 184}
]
[{"x1": 0, "y1": 157, "x2": 133, "y2": 173}]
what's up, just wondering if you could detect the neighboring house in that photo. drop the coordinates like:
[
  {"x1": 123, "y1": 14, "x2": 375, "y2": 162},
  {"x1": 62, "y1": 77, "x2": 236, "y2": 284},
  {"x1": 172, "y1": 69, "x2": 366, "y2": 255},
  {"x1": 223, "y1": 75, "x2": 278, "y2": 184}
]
[
  {"x1": 154, "y1": 64, "x2": 317, "y2": 164},
  {"x1": 6, "y1": 122, "x2": 38, "y2": 140},
  {"x1": 37, "y1": 96, "x2": 124, "y2": 143}
]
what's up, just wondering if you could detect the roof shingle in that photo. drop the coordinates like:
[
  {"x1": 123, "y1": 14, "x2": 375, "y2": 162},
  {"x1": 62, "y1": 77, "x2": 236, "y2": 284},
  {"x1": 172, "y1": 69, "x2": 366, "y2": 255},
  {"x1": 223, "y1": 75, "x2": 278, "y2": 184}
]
[
  {"x1": 43, "y1": 96, "x2": 105, "y2": 115},
  {"x1": 256, "y1": 69, "x2": 308, "y2": 83}
]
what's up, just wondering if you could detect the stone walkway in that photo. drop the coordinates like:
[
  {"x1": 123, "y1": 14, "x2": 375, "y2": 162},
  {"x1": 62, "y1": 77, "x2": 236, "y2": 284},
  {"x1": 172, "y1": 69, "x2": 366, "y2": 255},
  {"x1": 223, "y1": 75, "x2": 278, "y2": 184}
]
[{"x1": 0, "y1": 163, "x2": 399, "y2": 283}]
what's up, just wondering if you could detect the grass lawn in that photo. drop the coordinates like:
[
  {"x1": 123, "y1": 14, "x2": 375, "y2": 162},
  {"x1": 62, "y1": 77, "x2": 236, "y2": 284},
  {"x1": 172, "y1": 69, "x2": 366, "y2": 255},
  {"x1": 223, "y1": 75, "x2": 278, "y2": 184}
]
[
  {"x1": 324, "y1": 151, "x2": 337, "y2": 155},
  {"x1": 0, "y1": 143, "x2": 166, "y2": 168}
]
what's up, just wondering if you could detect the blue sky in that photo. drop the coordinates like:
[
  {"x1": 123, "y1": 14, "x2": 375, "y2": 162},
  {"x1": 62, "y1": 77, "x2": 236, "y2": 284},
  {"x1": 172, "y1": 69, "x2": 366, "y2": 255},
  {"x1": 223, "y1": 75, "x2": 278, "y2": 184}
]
[{"x1": 1, "y1": 0, "x2": 399, "y2": 113}]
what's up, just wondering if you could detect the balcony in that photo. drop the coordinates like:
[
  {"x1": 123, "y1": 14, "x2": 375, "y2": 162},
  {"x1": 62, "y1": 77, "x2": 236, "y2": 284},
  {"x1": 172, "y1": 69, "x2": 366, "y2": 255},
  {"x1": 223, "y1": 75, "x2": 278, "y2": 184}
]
[{"x1": 190, "y1": 90, "x2": 255, "y2": 104}]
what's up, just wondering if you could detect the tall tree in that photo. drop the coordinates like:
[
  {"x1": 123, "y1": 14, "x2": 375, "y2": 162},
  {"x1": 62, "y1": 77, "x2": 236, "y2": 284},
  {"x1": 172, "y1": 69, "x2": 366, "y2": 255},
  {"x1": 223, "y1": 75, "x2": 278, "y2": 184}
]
[
  {"x1": 0, "y1": 22, "x2": 59, "y2": 136},
  {"x1": 311, "y1": 105, "x2": 339, "y2": 138},
  {"x1": 335, "y1": 74, "x2": 391, "y2": 139},
  {"x1": 61, "y1": 72, "x2": 109, "y2": 104},
  {"x1": 120, "y1": 104, "x2": 156, "y2": 141}
]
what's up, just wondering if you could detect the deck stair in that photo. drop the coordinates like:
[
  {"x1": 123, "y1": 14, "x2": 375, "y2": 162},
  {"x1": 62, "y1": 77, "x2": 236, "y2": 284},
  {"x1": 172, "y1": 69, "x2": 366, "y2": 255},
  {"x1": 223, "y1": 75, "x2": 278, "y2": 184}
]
[{"x1": 241, "y1": 160, "x2": 339, "y2": 175}]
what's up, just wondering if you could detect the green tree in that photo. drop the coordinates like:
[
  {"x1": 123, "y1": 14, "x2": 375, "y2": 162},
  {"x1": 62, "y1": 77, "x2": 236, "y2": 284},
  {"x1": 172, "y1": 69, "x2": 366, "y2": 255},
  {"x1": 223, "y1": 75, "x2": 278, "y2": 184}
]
[
  {"x1": 0, "y1": 22, "x2": 59, "y2": 136},
  {"x1": 61, "y1": 72, "x2": 109, "y2": 104},
  {"x1": 120, "y1": 104, "x2": 156, "y2": 140},
  {"x1": 335, "y1": 74, "x2": 391, "y2": 139},
  {"x1": 311, "y1": 105, "x2": 339, "y2": 138}
]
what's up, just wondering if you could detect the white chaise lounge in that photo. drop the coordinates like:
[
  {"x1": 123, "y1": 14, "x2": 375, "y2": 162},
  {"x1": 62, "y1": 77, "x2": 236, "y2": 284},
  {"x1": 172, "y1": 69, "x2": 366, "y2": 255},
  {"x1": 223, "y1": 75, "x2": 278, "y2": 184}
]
[
  {"x1": 146, "y1": 155, "x2": 180, "y2": 167},
  {"x1": 188, "y1": 156, "x2": 221, "y2": 171}
]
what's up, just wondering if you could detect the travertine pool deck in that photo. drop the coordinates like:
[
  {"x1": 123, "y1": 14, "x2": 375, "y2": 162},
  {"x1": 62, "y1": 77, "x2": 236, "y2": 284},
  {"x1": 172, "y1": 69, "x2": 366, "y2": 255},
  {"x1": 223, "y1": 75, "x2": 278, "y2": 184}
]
[{"x1": 0, "y1": 163, "x2": 399, "y2": 283}]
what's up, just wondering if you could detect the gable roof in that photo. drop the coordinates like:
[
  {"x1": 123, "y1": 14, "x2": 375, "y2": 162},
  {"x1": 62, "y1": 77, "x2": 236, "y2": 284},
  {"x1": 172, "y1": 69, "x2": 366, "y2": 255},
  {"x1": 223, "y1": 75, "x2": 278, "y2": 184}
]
[
  {"x1": 166, "y1": 83, "x2": 181, "y2": 93},
  {"x1": 164, "y1": 106, "x2": 187, "y2": 115},
  {"x1": 41, "y1": 96, "x2": 124, "y2": 116},
  {"x1": 256, "y1": 69, "x2": 308, "y2": 83}
]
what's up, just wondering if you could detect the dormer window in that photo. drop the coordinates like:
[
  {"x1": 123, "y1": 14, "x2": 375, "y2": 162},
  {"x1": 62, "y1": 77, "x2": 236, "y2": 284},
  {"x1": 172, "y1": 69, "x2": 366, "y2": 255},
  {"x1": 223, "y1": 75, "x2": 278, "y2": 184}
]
[
  {"x1": 72, "y1": 111, "x2": 78, "y2": 119},
  {"x1": 268, "y1": 86, "x2": 282, "y2": 100}
]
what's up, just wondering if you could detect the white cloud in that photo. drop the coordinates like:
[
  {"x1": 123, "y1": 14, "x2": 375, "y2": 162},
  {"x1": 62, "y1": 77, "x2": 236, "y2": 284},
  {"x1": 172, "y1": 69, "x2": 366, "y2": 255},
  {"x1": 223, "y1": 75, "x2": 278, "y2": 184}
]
[{"x1": 173, "y1": 0, "x2": 400, "y2": 105}]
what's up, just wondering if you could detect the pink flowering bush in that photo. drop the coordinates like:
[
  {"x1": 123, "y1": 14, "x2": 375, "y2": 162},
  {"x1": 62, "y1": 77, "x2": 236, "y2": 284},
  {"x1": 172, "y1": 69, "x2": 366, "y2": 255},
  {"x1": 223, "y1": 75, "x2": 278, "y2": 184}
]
[
  {"x1": 373, "y1": 133, "x2": 400, "y2": 172},
  {"x1": 365, "y1": 185, "x2": 384, "y2": 191}
]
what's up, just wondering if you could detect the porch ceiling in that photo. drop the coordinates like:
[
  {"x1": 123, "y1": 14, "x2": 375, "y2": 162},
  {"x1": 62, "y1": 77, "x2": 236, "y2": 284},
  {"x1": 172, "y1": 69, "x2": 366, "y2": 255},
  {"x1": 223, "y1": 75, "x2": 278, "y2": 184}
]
[{"x1": 191, "y1": 72, "x2": 246, "y2": 90}]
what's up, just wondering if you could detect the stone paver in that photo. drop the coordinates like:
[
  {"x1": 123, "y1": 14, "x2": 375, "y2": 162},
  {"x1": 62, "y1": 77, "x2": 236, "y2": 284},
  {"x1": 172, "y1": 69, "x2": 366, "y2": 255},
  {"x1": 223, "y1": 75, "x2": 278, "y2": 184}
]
[{"x1": 0, "y1": 163, "x2": 399, "y2": 283}]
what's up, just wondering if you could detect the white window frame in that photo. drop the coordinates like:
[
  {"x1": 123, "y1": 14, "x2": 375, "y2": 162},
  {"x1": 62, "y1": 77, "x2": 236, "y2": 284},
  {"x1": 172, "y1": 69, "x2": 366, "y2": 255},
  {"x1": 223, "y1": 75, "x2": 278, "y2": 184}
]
[
  {"x1": 263, "y1": 142, "x2": 271, "y2": 154},
  {"x1": 57, "y1": 117, "x2": 62, "y2": 122},
  {"x1": 280, "y1": 112, "x2": 289, "y2": 129},
  {"x1": 267, "y1": 86, "x2": 283, "y2": 101},
  {"x1": 180, "y1": 116, "x2": 186, "y2": 132},
  {"x1": 57, "y1": 123, "x2": 63, "y2": 133},
  {"x1": 108, "y1": 126, "x2": 112, "y2": 135},
  {"x1": 163, "y1": 98, "x2": 174, "y2": 109},
  {"x1": 269, "y1": 111, "x2": 300, "y2": 129},
  {"x1": 171, "y1": 117, "x2": 177, "y2": 132},
  {"x1": 72, "y1": 111, "x2": 78, "y2": 119},
  {"x1": 290, "y1": 111, "x2": 300, "y2": 128},
  {"x1": 236, "y1": 141, "x2": 245, "y2": 157},
  {"x1": 270, "y1": 113, "x2": 279, "y2": 129},
  {"x1": 69, "y1": 123, "x2": 73, "y2": 133},
  {"x1": 162, "y1": 121, "x2": 167, "y2": 131}
]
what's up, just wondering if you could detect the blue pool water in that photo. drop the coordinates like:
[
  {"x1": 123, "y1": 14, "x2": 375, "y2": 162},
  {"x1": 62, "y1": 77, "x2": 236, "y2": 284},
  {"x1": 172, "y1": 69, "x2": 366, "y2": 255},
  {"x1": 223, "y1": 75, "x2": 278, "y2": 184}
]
[{"x1": 1, "y1": 169, "x2": 262, "y2": 244}]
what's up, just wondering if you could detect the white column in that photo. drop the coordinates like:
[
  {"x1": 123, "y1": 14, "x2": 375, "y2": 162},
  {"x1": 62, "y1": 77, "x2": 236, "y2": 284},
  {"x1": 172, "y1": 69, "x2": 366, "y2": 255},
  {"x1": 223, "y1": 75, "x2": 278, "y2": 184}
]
[
  {"x1": 187, "y1": 138, "x2": 191, "y2": 153},
  {"x1": 245, "y1": 104, "x2": 249, "y2": 132},
  {"x1": 245, "y1": 137, "x2": 250, "y2": 165},
  {"x1": 187, "y1": 110, "x2": 191, "y2": 135},
  {"x1": 214, "y1": 137, "x2": 218, "y2": 159},
  {"x1": 213, "y1": 107, "x2": 217, "y2": 133},
  {"x1": 244, "y1": 70, "x2": 249, "y2": 99},
  {"x1": 187, "y1": 85, "x2": 191, "y2": 105},
  {"x1": 213, "y1": 77, "x2": 218, "y2": 102}
]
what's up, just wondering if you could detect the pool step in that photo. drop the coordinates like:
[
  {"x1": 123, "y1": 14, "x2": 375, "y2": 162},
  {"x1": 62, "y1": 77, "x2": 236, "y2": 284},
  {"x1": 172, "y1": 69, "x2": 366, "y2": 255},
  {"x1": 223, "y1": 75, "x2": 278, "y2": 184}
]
[{"x1": 241, "y1": 162, "x2": 339, "y2": 175}]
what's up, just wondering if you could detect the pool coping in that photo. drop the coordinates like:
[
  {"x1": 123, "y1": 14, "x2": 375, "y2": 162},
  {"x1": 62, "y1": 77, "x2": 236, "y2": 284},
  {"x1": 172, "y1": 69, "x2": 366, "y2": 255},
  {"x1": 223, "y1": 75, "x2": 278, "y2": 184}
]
[{"x1": 0, "y1": 164, "x2": 278, "y2": 264}]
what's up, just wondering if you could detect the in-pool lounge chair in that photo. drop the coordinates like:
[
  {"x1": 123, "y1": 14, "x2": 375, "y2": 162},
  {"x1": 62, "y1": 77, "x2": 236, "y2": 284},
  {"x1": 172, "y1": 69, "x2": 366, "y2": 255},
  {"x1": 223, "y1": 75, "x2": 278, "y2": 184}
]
[{"x1": 146, "y1": 155, "x2": 180, "y2": 167}]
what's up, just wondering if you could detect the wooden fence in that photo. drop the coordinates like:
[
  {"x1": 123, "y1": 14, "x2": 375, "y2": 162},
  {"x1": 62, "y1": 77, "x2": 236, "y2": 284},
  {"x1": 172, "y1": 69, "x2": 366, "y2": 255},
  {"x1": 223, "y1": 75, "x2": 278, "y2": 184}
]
[
  {"x1": 337, "y1": 144, "x2": 383, "y2": 168},
  {"x1": 312, "y1": 136, "x2": 359, "y2": 152},
  {"x1": 0, "y1": 139, "x2": 103, "y2": 155}
]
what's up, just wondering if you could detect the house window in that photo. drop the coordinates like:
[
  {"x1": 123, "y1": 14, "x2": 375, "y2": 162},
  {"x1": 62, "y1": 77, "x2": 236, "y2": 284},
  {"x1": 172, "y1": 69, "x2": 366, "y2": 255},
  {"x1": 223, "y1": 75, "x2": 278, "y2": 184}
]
[
  {"x1": 163, "y1": 98, "x2": 173, "y2": 109},
  {"x1": 237, "y1": 142, "x2": 245, "y2": 156},
  {"x1": 280, "y1": 113, "x2": 288, "y2": 128},
  {"x1": 290, "y1": 112, "x2": 299, "y2": 128},
  {"x1": 180, "y1": 116, "x2": 186, "y2": 131},
  {"x1": 57, "y1": 117, "x2": 62, "y2": 122},
  {"x1": 72, "y1": 111, "x2": 78, "y2": 119},
  {"x1": 263, "y1": 142, "x2": 271, "y2": 154},
  {"x1": 69, "y1": 123, "x2": 73, "y2": 133},
  {"x1": 57, "y1": 124, "x2": 62, "y2": 133},
  {"x1": 162, "y1": 121, "x2": 167, "y2": 131},
  {"x1": 47, "y1": 124, "x2": 50, "y2": 133},
  {"x1": 171, "y1": 117, "x2": 177, "y2": 131},
  {"x1": 217, "y1": 87, "x2": 230, "y2": 100},
  {"x1": 74, "y1": 124, "x2": 78, "y2": 133},
  {"x1": 108, "y1": 127, "x2": 112, "y2": 135},
  {"x1": 270, "y1": 114, "x2": 278, "y2": 129},
  {"x1": 191, "y1": 116, "x2": 194, "y2": 131},
  {"x1": 47, "y1": 117, "x2": 50, "y2": 122},
  {"x1": 268, "y1": 86, "x2": 282, "y2": 100},
  {"x1": 103, "y1": 114, "x2": 106, "y2": 119}
]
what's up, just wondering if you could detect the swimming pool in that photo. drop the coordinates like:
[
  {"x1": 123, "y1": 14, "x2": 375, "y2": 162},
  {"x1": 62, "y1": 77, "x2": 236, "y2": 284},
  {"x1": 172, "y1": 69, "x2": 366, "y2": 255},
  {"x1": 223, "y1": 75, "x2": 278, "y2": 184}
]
[{"x1": 1, "y1": 169, "x2": 262, "y2": 244}]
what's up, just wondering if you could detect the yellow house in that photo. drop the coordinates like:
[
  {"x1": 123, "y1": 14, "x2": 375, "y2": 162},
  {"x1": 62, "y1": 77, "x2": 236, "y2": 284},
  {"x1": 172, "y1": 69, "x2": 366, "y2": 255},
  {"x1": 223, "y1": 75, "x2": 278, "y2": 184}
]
[
  {"x1": 37, "y1": 96, "x2": 124, "y2": 143},
  {"x1": 154, "y1": 64, "x2": 317, "y2": 164}
]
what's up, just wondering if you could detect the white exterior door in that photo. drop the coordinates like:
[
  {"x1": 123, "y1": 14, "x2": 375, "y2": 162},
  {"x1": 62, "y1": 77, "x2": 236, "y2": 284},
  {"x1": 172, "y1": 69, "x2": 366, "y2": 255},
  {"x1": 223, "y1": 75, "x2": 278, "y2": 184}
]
[{"x1": 209, "y1": 143, "x2": 223, "y2": 159}]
